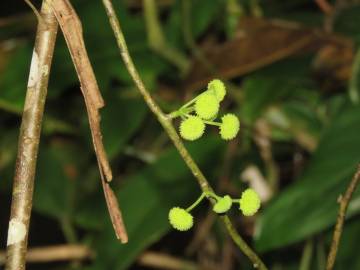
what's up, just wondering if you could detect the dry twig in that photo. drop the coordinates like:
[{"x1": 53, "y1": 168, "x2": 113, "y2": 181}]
[
  {"x1": 315, "y1": 0, "x2": 334, "y2": 14},
  {"x1": 326, "y1": 164, "x2": 360, "y2": 270},
  {"x1": 138, "y1": 251, "x2": 197, "y2": 270},
  {"x1": 50, "y1": 0, "x2": 127, "y2": 243},
  {"x1": 0, "y1": 245, "x2": 93, "y2": 265}
]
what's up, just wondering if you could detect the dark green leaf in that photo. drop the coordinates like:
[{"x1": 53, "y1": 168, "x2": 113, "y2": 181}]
[
  {"x1": 255, "y1": 104, "x2": 360, "y2": 252},
  {"x1": 33, "y1": 142, "x2": 80, "y2": 219},
  {"x1": 0, "y1": 44, "x2": 31, "y2": 113},
  {"x1": 101, "y1": 92, "x2": 147, "y2": 159}
]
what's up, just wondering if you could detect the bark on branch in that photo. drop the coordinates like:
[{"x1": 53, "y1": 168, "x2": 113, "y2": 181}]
[{"x1": 5, "y1": 1, "x2": 58, "y2": 269}]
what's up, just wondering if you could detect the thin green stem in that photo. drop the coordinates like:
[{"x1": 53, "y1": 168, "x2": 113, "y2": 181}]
[
  {"x1": 101, "y1": 1, "x2": 268, "y2": 269},
  {"x1": 184, "y1": 114, "x2": 220, "y2": 126},
  {"x1": 186, "y1": 191, "x2": 222, "y2": 212},
  {"x1": 299, "y1": 240, "x2": 313, "y2": 270},
  {"x1": 168, "y1": 106, "x2": 195, "y2": 119},
  {"x1": 180, "y1": 96, "x2": 199, "y2": 110},
  {"x1": 205, "y1": 191, "x2": 221, "y2": 201},
  {"x1": 186, "y1": 193, "x2": 206, "y2": 212},
  {"x1": 60, "y1": 217, "x2": 77, "y2": 244},
  {"x1": 168, "y1": 110, "x2": 182, "y2": 119},
  {"x1": 203, "y1": 120, "x2": 221, "y2": 126},
  {"x1": 250, "y1": 0, "x2": 263, "y2": 17}
]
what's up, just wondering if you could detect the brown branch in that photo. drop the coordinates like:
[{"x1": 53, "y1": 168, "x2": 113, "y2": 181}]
[
  {"x1": 50, "y1": 0, "x2": 111, "y2": 181},
  {"x1": 315, "y1": 0, "x2": 334, "y2": 14},
  {"x1": 49, "y1": 0, "x2": 127, "y2": 243},
  {"x1": 326, "y1": 164, "x2": 360, "y2": 270},
  {"x1": 0, "y1": 245, "x2": 93, "y2": 265},
  {"x1": 4, "y1": 1, "x2": 58, "y2": 270},
  {"x1": 101, "y1": 0, "x2": 268, "y2": 269},
  {"x1": 138, "y1": 251, "x2": 197, "y2": 270}
]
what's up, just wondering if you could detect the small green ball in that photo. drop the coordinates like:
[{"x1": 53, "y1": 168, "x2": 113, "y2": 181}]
[
  {"x1": 219, "y1": 114, "x2": 240, "y2": 140},
  {"x1": 168, "y1": 207, "x2": 194, "y2": 231},
  {"x1": 180, "y1": 116, "x2": 205, "y2": 141},
  {"x1": 195, "y1": 93, "x2": 220, "y2": 120},
  {"x1": 208, "y1": 79, "x2": 226, "y2": 102},
  {"x1": 239, "y1": 189, "x2": 261, "y2": 216},
  {"x1": 213, "y1": 195, "x2": 233, "y2": 214}
]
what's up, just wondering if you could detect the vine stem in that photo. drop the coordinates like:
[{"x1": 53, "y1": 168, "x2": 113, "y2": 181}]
[
  {"x1": 186, "y1": 193, "x2": 206, "y2": 212},
  {"x1": 5, "y1": 1, "x2": 58, "y2": 269},
  {"x1": 100, "y1": 1, "x2": 268, "y2": 269},
  {"x1": 326, "y1": 164, "x2": 360, "y2": 270}
]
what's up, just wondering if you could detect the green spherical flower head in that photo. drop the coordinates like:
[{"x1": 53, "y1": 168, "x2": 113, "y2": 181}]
[
  {"x1": 180, "y1": 116, "x2": 205, "y2": 141},
  {"x1": 219, "y1": 114, "x2": 240, "y2": 140},
  {"x1": 168, "y1": 207, "x2": 194, "y2": 231},
  {"x1": 195, "y1": 93, "x2": 220, "y2": 120},
  {"x1": 239, "y1": 189, "x2": 261, "y2": 216},
  {"x1": 213, "y1": 195, "x2": 233, "y2": 214},
  {"x1": 208, "y1": 79, "x2": 226, "y2": 102}
]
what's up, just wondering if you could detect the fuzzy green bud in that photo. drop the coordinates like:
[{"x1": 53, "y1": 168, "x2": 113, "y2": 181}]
[
  {"x1": 195, "y1": 93, "x2": 220, "y2": 120},
  {"x1": 208, "y1": 79, "x2": 226, "y2": 102},
  {"x1": 239, "y1": 189, "x2": 261, "y2": 216},
  {"x1": 168, "y1": 207, "x2": 194, "y2": 231},
  {"x1": 219, "y1": 114, "x2": 240, "y2": 140},
  {"x1": 180, "y1": 116, "x2": 205, "y2": 141},
  {"x1": 213, "y1": 195, "x2": 233, "y2": 214}
]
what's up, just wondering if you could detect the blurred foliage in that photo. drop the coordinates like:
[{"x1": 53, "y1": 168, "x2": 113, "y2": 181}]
[{"x1": 1, "y1": 0, "x2": 360, "y2": 269}]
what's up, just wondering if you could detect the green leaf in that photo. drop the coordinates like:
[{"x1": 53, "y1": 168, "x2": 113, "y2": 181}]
[
  {"x1": 334, "y1": 5, "x2": 360, "y2": 44},
  {"x1": 33, "y1": 142, "x2": 80, "y2": 219},
  {"x1": 165, "y1": 0, "x2": 221, "y2": 47},
  {"x1": 0, "y1": 44, "x2": 31, "y2": 113},
  {"x1": 191, "y1": 0, "x2": 222, "y2": 38},
  {"x1": 265, "y1": 101, "x2": 322, "y2": 151},
  {"x1": 240, "y1": 57, "x2": 314, "y2": 123},
  {"x1": 101, "y1": 92, "x2": 147, "y2": 159},
  {"x1": 255, "y1": 104, "x2": 360, "y2": 252},
  {"x1": 0, "y1": 129, "x2": 19, "y2": 191}
]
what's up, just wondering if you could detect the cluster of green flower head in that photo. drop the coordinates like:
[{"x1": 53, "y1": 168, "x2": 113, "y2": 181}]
[
  {"x1": 169, "y1": 79, "x2": 240, "y2": 141},
  {"x1": 168, "y1": 188, "x2": 261, "y2": 231}
]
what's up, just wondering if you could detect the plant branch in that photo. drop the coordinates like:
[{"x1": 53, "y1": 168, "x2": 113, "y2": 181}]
[
  {"x1": 315, "y1": 0, "x2": 333, "y2": 14},
  {"x1": 326, "y1": 164, "x2": 360, "y2": 270},
  {"x1": 101, "y1": 1, "x2": 268, "y2": 269},
  {"x1": 49, "y1": 0, "x2": 128, "y2": 243},
  {"x1": 138, "y1": 251, "x2": 198, "y2": 270},
  {"x1": 0, "y1": 245, "x2": 93, "y2": 265},
  {"x1": 5, "y1": 1, "x2": 58, "y2": 269}
]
